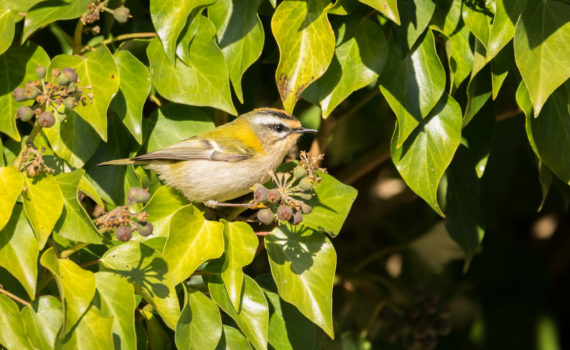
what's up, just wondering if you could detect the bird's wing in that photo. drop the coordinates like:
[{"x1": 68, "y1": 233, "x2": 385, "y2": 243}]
[{"x1": 132, "y1": 138, "x2": 254, "y2": 162}]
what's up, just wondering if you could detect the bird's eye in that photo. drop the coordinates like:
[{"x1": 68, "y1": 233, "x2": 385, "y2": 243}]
[{"x1": 272, "y1": 124, "x2": 285, "y2": 132}]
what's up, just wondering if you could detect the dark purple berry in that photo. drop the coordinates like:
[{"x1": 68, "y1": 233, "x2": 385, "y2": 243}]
[
  {"x1": 113, "y1": 6, "x2": 130, "y2": 23},
  {"x1": 277, "y1": 204, "x2": 293, "y2": 221},
  {"x1": 17, "y1": 106, "x2": 34, "y2": 121},
  {"x1": 257, "y1": 208, "x2": 274, "y2": 225},
  {"x1": 13, "y1": 88, "x2": 27, "y2": 101},
  {"x1": 267, "y1": 189, "x2": 281, "y2": 203},
  {"x1": 116, "y1": 225, "x2": 132, "y2": 241},
  {"x1": 253, "y1": 184, "x2": 268, "y2": 202},
  {"x1": 137, "y1": 222, "x2": 154, "y2": 236},
  {"x1": 127, "y1": 187, "x2": 150, "y2": 203},
  {"x1": 35, "y1": 65, "x2": 46, "y2": 79},
  {"x1": 291, "y1": 210, "x2": 303, "y2": 225},
  {"x1": 57, "y1": 68, "x2": 78, "y2": 85},
  {"x1": 38, "y1": 111, "x2": 55, "y2": 128}
]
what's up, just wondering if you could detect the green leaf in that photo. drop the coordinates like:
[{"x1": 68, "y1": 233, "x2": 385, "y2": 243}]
[
  {"x1": 147, "y1": 103, "x2": 214, "y2": 153},
  {"x1": 393, "y1": 0, "x2": 436, "y2": 51},
  {"x1": 301, "y1": 171, "x2": 357, "y2": 237},
  {"x1": 359, "y1": 0, "x2": 400, "y2": 25},
  {"x1": 490, "y1": 44, "x2": 512, "y2": 100},
  {"x1": 522, "y1": 83, "x2": 570, "y2": 184},
  {"x1": 22, "y1": 174, "x2": 64, "y2": 249},
  {"x1": 439, "y1": 147, "x2": 485, "y2": 267},
  {"x1": 147, "y1": 17, "x2": 237, "y2": 115},
  {"x1": 143, "y1": 186, "x2": 188, "y2": 238},
  {"x1": 0, "y1": 204, "x2": 38, "y2": 300},
  {"x1": 272, "y1": 0, "x2": 335, "y2": 112},
  {"x1": 208, "y1": 274, "x2": 269, "y2": 350},
  {"x1": 0, "y1": 9, "x2": 15, "y2": 56},
  {"x1": 0, "y1": 294, "x2": 33, "y2": 350},
  {"x1": 465, "y1": 65, "x2": 492, "y2": 125},
  {"x1": 175, "y1": 289, "x2": 222, "y2": 350},
  {"x1": 150, "y1": 0, "x2": 214, "y2": 62},
  {"x1": 101, "y1": 241, "x2": 180, "y2": 330},
  {"x1": 110, "y1": 51, "x2": 151, "y2": 144},
  {"x1": 486, "y1": 0, "x2": 525, "y2": 62},
  {"x1": 462, "y1": 103, "x2": 495, "y2": 178},
  {"x1": 265, "y1": 224, "x2": 336, "y2": 338},
  {"x1": 391, "y1": 95, "x2": 462, "y2": 216},
  {"x1": 21, "y1": 296, "x2": 63, "y2": 350},
  {"x1": 537, "y1": 161, "x2": 553, "y2": 212},
  {"x1": 514, "y1": 0, "x2": 570, "y2": 116},
  {"x1": 461, "y1": 0, "x2": 493, "y2": 46},
  {"x1": 49, "y1": 45, "x2": 120, "y2": 141},
  {"x1": 216, "y1": 325, "x2": 252, "y2": 350},
  {"x1": 55, "y1": 305, "x2": 114, "y2": 350},
  {"x1": 256, "y1": 274, "x2": 318, "y2": 350},
  {"x1": 40, "y1": 247, "x2": 96, "y2": 336},
  {"x1": 219, "y1": 220, "x2": 258, "y2": 312},
  {"x1": 0, "y1": 166, "x2": 23, "y2": 230},
  {"x1": 379, "y1": 29, "x2": 446, "y2": 147},
  {"x1": 318, "y1": 17, "x2": 388, "y2": 117},
  {"x1": 0, "y1": 43, "x2": 50, "y2": 141},
  {"x1": 430, "y1": 0, "x2": 462, "y2": 36},
  {"x1": 209, "y1": 0, "x2": 264, "y2": 103},
  {"x1": 163, "y1": 205, "x2": 224, "y2": 285},
  {"x1": 95, "y1": 272, "x2": 137, "y2": 350},
  {"x1": 143, "y1": 306, "x2": 173, "y2": 350},
  {"x1": 43, "y1": 108, "x2": 100, "y2": 169},
  {"x1": 22, "y1": 0, "x2": 90, "y2": 42},
  {"x1": 79, "y1": 175, "x2": 104, "y2": 208},
  {"x1": 445, "y1": 23, "x2": 473, "y2": 90},
  {"x1": 0, "y1": 0, "x2": 44, "y2": 12}
]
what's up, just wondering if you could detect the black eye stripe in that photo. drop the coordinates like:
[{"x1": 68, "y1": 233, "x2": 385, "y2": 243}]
[{"x1": 270, "y1": 124, "x2": 289, "y2": 133}]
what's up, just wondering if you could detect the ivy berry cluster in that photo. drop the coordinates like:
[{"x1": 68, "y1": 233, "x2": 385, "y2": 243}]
[
  {"x1": 254, "y1": 152, "x2": 325, "y2": 226},
  {"x1": 13, "y1": 65, "x2": 92, "y2": 128}
]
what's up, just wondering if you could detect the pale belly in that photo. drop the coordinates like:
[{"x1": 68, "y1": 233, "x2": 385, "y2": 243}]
[{"x1": 146, "y1": 154, "x2": 283, "y2": 202}]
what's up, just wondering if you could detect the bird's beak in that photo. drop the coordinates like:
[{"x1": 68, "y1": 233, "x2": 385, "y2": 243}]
[{"x1": 292, "y1": 127, "x2": 318, "y2": 134}]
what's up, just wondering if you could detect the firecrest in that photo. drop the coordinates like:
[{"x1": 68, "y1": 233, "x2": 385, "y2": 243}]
[{"x1": 99, "y1": 108, "x2": 316, "y2": 206}]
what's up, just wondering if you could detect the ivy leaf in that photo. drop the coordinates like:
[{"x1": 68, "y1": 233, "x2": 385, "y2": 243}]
[
  {"x1": 40, "y1": 247, "x2": 96, "y2": 336},
  {"x1": 0, "y1": 43, "x2": 50, "y2": 141},
  {"x1": 359, "y1": 0, "x2": 400, "y2": 25},
  {"x1": 465, "y1": 65, "x2": 492, "y2": 125},
  {"x1": 462, "y1": 103, "x2": 496, "y2": 178},
  {"x1": 101, "y1": 241, "x2": 180, "y2": 330},
  {"x1": 0, "y1": 9, "x2": 15, "y2": 56},
  {"x1": 55, "y1": 305, "x2": 114, "y2": 350},
  {"x1": 391, "y1": 95, "x2": 462, "y2": 217},
  {"x1": 486, "y1": 0, "x2": 525, "y2": 62},
  {"x1": 490, "y1": 44, "x2": 512, "y2": 100},
  {"x1": 301, "y1": 172, "x2": 357, "y2": 237},
  {"x1": 430, "y1": 0, "x2": 461, "y2": 37},
  {"x1": 514, "y1": 0, "x2": 570, "y2": 117},
  {"x1": 0, "y1": 166, "x2": 23, "y2": 230},
  {"x1": 21, "y1": 296, "x2": 63, "y2": 350},
  {"x1": 446, "y1": 23, "x2": 473, "y2": 90},
  {"x1": 175, "y1": 289, "x2": 222, "y2": 350},
  {"x1": 216, "y1": 325, "x2": 252, "y2": 350},
  {"x1": 110, "y1": 51, "x2": 151, "y2": 144},
  {"x1": 461, "y1": 0, "x2": 493, "y2": 46},
  {"x1": 22, "y1": 174, "x2": 64, "y2": 249},
  {"x1": 519, "y1": 82, "x2": 570, "y2": 184},
  {"x1": 318, "y1": 17, "x2": 388, "y2": 118},
  {"x1": 0, "y1": 294, "x2": 33, "y2": 350},
  {"x1": 22, "y1": 0, "x2": 90, "y2": 42},
  {"x1": 143, "y1": 186, "x2": 188, "y2": 238},
  {"x1": 147, "y1": 17, "x2": 237, "y2": 115},
  {"x1": 49, "y1": 45, "x2": 120, "y2": 141},
  {"x1": 379, "y1": 29, "x2": 446, "y2": 148},
  {"x1": 0, "y1": 204, "x2": 38, "y2": 300},
  {"x1": 272, "y1": 0, "x2": 335, "y2": 112},
  {"x1": 265, "y1": 224, "x2": 336, "y2": 339},
  {"x1": 209, "y1": 0, "x2": 265, "y2": 103},
  {"x1": 43, "y1": 108, "x2": 100, "y2": 169},
  {"x1": 163, "y1": 205, "x2": 224, "y2": 285},
  {"x1": 147, "y1": 103, "x2": 214, "y2": 153},
  {"x1": 208, "y1": 274, "x2": 269, "y2": 350},
  {"x1": 95, "y1": 272, "x2": 137, "y2": 350},
  {"x1": 150, "y1": 0, "x2": 214, "y2": 62},
  {"x1": 393, "y1": 0, "x2": 436, "y2": 51},
  {"x1": 219, "y1": 220, "x2": 258, "y2": 312},
  {"x1": 256, "y1": 274, "x2": 318, "y2": 350}
]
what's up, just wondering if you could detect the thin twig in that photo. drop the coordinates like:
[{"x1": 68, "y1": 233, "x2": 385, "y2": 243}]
[
  {"x1": 102, "y1": 32, "x2": 157, "y2": 46},
  {"x1": 80, "y1": 259, "x2": 102, "y2": 268},
  {"x1": 0, "y1": 286, "x2": 31, "y2": 307},
  {"x1": 255, "y1": 231, "x2": 271, "y2": 237}
]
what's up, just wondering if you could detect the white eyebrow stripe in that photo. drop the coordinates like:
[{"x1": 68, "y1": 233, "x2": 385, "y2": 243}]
[{"x1": 251, "y1": 115, "x2": 289, "y2": 125}]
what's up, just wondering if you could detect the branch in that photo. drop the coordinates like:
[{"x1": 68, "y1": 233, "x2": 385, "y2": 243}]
[{"x1": 0, "y1": 286, "x2": 31, "y2": 307}]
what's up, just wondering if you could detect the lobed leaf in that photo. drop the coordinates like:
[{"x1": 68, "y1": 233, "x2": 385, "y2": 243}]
[
  {"x1": 445, "y1": 23, "x2": 473, "y2": 90},
  {"x1": 22, "y1": 0, "x2": 90, "y2": 42},
  {"x1": 21, "y1": 296, "x2": 63, "y2": 350},
  {"x1": 393, "y1": 0, "x2": 436, "y2": 51},
  {"x1": 0, "y1": 166, "x2": 23, "y2": 230},
  {"x1": 175, "y1": 289, "x2": 222, "y2": 350},
  {"x1": 359, "y1": 0, "x2": 400, "y2": 25},
  {"x1": 0, "y1": 294, "x2": 33, "y2": 350},
  {"x1": 215, "y1": 325, "x2": 252, "y2": 350},
  {"x1": 486, "y1": 0, "x2": 525, "y2": 62},
  {"x1": 55, "y1": 305, "x2": 114, "y2": 350},
  {"x1": 430, "y1": 0, "x2": 462, "y2": 37}
]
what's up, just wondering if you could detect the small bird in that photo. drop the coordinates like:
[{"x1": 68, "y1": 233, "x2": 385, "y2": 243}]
[{"x1": 99, "y1": 108, "x2": 317, "y2": 206}]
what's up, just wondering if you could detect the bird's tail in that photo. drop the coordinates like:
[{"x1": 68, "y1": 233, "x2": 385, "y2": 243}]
[{"x1": 97, "y1": 158, "x2": 139, "y2": 166}]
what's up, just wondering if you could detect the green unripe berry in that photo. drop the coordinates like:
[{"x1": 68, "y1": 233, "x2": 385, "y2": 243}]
[
  {"x1": 25, "y1": 86, "x2": 40, "y2": 100},
  {"x1": 253, "y1": 184, "x2": 268, "y2": 202},
  {"x1": 17, "y1": 106, "x2": 34, "y2": 121},
  {"x1": 113, "y1": 6, "x2": 130, "y2": 23},
  {"x1": 137, "y1": 222, "x2": 154, "y2": 236},
  {"x1": 267, "y1": 189, "x2": 281, "y2": 203},
  {"x1": 127, "y1": 187, "x2": 150, "y2": 203},
  {"x1": 298, "y1": 177, "x2": 313, "y2": 192},
  {"x1": 257, "y1": 208, "x2": 274, "y2": 225},
  {"x1": 63, "y1": 96, "x2": 76, "y2": 110},
  {"x1": 38, "y1": 111, "x2": 55, "y2": 128},
  {"x1": 116, "y1": 225, "x2": 132, "y2": 241},
  {"x1": 293, "y1": 166, "x2": 307, "y2": 180},
  {"x1": 277, "y1": 204, "x2": 293, "y2": 221},
  {"x1": 291, "y1": 210, "x2": 303, "y2": 225},
  {"x1": 35, "y1": 65, "x2": 46, "y2": 79},
  {"x1": 57, "y1": 67, "x2": 78, "y2": 85},
  {"x1": 301, "y1": 202, "x2": 312, "y2": 214},
  {"x1": 12, "y1": 88, "x2": 27, "y2": 101}
]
